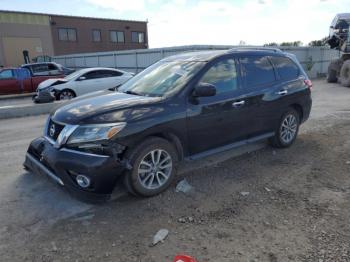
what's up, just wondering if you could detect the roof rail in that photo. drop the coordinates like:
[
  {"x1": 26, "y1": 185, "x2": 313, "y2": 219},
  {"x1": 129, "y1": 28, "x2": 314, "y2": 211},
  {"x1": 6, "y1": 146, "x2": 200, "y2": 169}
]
[{"x1": 227, "y1": 47, "x2": 283, "y2": 53}]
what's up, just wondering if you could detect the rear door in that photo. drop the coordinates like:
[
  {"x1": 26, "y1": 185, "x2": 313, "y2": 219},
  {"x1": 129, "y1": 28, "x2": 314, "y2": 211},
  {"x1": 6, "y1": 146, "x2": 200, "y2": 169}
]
[
  {"x1": 237, "y1": 55, "x2": 279, "y2": 136},
  {"x1": 0, "y1": 69, "x2": 20, "y2": 94},
  {"x1": 107, "y1": 70, "x2": 129, "y2": 87},
  {"x1": 187, "y1": 56, "x2": 253, "y2": 155},
  {"x1": 268, "y1": 55, "x2": 309, "y2": 124},
  {"x1": 98, "y1": 70, "x2": 125, "y2": 89}
]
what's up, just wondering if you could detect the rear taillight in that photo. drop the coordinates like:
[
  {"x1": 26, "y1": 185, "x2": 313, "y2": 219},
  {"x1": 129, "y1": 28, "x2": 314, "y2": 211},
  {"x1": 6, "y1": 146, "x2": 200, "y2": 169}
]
[
  {"x1": 304, "y1": 79, "x2": 313, "y2": 90},
  {"x1": 173, "y1": 255, "x2": 197, "y2": 262}
]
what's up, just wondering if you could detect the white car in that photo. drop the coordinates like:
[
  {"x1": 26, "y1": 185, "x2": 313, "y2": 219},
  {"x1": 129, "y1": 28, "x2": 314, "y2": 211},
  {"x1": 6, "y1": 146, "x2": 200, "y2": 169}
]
[{"x1": 34, "y1": 67, "x2": 134, "y2": 102}]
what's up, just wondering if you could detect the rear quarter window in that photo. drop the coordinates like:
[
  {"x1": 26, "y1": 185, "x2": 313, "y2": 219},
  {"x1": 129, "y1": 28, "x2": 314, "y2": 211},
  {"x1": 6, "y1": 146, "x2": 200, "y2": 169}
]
[
  {"x1": 239, "y1": 56, "x2": 275, "y2": 88},
  {"x1": 270, "y1": 56, "x2": 300, "y2": 81}
]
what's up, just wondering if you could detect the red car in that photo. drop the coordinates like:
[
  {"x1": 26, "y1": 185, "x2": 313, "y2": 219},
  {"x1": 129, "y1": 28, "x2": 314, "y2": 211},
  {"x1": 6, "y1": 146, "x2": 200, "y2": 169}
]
[{"x1": 0, "y1": 64, "x2": 65, "y2": 95}]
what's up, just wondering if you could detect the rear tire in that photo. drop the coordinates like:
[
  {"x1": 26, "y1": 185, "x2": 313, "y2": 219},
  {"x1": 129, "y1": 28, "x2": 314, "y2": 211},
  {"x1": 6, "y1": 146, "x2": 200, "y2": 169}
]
[
  {"x1": 269, "y1": 108, "x2": 300, "y2": 148},
  {"x1": 340, "y1": 60, "x2": 350, "y2": 87},
  {"x1": 327, "y1": 59, "x2": 340, "y2": 83},
  {"x1": 123, "y1": 137, "x2": 178, "y2": 197}
]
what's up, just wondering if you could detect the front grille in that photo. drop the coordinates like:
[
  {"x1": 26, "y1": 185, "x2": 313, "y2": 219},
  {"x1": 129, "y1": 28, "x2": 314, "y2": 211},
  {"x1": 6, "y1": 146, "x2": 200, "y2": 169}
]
[{"x1": 47, "y1": 119, "x2": 65, "y2": 141}]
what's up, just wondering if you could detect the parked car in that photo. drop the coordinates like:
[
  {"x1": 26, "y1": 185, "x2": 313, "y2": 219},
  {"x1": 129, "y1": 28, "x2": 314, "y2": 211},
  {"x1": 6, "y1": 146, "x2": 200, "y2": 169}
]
[
  {"x1": 21, "y1": 62, "x2": 74, "y2": 77},
  {"x1": 24, "y1": 48, "x2": 312, "y2": 201},
  {"x1": 0, "y1": 67, "x2": 63, "y2": 95},
  {"x1": 33, "y1": 67, "x2": 134, "y2": 103}
]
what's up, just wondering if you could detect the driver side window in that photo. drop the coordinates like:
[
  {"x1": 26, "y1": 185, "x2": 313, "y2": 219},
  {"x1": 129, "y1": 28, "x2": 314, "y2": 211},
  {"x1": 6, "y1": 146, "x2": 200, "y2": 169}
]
[{"x1": 200, "y1": 58, "x2": 238, "y2": 94}]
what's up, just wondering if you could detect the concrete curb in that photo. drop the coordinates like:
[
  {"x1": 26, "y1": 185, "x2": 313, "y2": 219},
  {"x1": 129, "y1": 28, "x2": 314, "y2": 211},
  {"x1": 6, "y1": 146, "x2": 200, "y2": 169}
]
[
  {"x1": 0, "y1": 92, "x2": 35, "y2": 100},
  {"x1": 0, "y1": 101, "x2": 62, "y2": 119}
]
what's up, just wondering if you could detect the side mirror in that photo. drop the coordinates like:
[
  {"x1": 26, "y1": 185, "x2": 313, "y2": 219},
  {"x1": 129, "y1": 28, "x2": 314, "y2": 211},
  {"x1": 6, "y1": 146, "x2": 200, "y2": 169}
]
[
  {"x1": 77, "y1": 76, "x2": 86, "y2": 81},
  {"x1": 193, "y1": 82, "x2": 216, "y2": 97}
]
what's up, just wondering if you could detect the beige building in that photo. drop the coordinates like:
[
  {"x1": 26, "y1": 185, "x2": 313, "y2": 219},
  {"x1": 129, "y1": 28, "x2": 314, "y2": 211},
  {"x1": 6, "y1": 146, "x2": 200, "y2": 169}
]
[
  {"x1": 0, "y1": 11, "x2": 54, "y2": 66},
  {"x1": 0, "y1": 10, "x2": 148, "y2": 67}
]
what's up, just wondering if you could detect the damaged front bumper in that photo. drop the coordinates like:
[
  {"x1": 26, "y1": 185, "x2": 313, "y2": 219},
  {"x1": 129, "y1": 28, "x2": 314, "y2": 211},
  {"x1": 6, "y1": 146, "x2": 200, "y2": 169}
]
[
  {"x1": 24, "y1": 137, "x2": 127, "y2": 201},
  {"x1": 33, "y1": 89, "x2": 55, "y2": 103}
]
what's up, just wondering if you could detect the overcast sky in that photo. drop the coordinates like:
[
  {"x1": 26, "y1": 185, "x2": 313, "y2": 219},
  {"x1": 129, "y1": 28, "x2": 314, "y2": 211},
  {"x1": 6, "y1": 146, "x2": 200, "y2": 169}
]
[{"x1": 1, "y1": 0, "x2": 349, "y2": 47}]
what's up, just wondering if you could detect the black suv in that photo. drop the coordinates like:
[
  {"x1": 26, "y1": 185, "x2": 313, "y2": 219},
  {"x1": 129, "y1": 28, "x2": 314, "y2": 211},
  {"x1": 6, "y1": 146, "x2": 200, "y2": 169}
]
[{"x1": 24, "y1": 48, "x2": 312, "y2": 201}]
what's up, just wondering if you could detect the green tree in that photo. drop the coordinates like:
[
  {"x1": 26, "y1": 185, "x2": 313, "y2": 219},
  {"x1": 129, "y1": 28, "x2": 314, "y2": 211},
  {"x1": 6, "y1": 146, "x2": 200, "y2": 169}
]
[
  {"x1": 308, "y1": 37, "x2": 328, "y2": 46},
  {"x1": 280, "y1": 41, "x2": 303, "y2": 47},
  {"x1": 263, "y1": 42, "x2": 278, "y2": 46}
]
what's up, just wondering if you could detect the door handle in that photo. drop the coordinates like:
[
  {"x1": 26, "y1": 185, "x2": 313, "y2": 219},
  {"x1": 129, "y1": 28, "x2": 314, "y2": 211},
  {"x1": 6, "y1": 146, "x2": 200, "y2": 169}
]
[
  {"x1": 277, "y1": 90, "x2": 288, "y2": 96},
  {"x1": 232, "y1": 100, "x2": 245, "y2": 107}
]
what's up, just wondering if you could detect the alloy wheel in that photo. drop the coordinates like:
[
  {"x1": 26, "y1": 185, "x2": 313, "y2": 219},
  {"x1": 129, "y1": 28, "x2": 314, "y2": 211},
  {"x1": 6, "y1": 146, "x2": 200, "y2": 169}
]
[
  {"x1": 59, "y1": 91, "x2": 74, "y2": 100},
  {"x1": 138, "y1": 149, "x2": 173, "y2": 190},
  {"x1": 280, "y1": 114, "x2": 298, "y2": 144}
]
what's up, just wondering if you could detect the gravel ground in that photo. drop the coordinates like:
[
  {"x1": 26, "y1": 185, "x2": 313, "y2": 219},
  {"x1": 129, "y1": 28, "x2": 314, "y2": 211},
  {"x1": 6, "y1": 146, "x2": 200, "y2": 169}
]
[{"x1": 0, "y1": 79, "x2": 349, "y2": 262}]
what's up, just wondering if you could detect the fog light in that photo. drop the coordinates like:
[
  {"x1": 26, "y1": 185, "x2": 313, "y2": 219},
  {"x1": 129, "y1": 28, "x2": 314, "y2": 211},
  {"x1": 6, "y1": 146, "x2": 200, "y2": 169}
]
[{"x1": 76, "y1": 175, "x2": 91, "y2": 188}]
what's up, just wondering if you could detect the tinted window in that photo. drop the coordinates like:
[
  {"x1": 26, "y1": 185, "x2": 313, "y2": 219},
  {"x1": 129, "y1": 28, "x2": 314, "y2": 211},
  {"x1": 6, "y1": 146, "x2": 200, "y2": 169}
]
[
  {"x1": 107, "y1": 70, "x2": 123, "y2": 77},
  {"x1": 82, "y1": 71, "x2": 104, "y2": 80},
  {"x1": 240, "y1": 56, "x2": 275, "y2": 87},
  {"x1": 270, "y1": 56, "x2": 299, "y2": 80},
  {"x1": 0, "y1": 70, "x2": 14, "y2": 79},
  {"x1": 200, "y1": 58, "x2": 238, "y2": 94},
  {"x1": 47, "y1": 64, "x2": 58, "y2": 70},
  {"x1": 47, "y1": 63, "x2": 61, "y2": 75}
]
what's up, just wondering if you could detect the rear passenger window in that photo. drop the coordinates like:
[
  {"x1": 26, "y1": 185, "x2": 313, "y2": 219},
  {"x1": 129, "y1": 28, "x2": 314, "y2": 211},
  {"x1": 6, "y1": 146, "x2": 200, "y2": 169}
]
[
  {"x1": 102, "y1": 70, "x2": 123, "y2": 77},
  {"x1": 270, "y1": 56, "x2": 300, "y2": 80},
  {"x1": 240, "y1": 56, "x2": 275, "y2": 88},
  {"x1": 200, "y1": 58, "x2": 238, "y2": 94}
]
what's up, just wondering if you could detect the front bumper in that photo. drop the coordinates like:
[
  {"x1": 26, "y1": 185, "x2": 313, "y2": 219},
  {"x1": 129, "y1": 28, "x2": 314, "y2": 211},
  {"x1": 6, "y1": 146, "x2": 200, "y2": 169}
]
[
  {"x1": 24, "y1": 137, "x2": 126, "y2": 202},
  {"x1": 33, "y1": 89, "x2": 55, "y2": 103}
]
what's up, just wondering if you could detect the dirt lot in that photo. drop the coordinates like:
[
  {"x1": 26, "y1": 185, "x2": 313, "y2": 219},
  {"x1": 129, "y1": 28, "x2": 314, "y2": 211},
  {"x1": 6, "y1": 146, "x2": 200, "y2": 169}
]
[{"x1": 0, "y1": 79, "x2": 349, "y2": 262}]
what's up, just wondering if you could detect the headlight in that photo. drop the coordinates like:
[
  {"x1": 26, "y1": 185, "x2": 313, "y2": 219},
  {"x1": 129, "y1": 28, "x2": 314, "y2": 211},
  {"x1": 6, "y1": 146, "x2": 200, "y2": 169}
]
[{"x1": 66, "y1": 123, "x2": 126, "y2": 144}]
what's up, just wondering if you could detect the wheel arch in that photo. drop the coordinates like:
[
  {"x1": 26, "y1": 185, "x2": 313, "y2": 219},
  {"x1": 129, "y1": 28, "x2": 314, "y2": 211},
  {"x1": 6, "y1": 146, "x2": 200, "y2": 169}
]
[
  {"x1": 125, "y1": 130, "x2": 185, "y2": 162},
  {"x1": 144, "y1": 131, "x2": 185, "y2": 161},
  {"x1": 289, "y1": 103, "x2": 303, "y2": 122}
]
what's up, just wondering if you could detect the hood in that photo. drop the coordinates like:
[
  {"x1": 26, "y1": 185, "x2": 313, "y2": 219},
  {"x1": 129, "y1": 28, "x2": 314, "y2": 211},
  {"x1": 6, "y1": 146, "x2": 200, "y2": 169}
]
[
  {"x1": 38, "y1": 78, "x2": 67, "y2": 89},
  {"x1": 51, "y1": 90, "x2": 161, "y2": 124}
]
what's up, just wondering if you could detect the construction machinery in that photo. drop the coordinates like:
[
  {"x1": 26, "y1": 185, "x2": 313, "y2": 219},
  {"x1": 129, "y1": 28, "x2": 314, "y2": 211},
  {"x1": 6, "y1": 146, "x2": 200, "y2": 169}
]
[{"x1": 326, "y1": 13, "x2": 350, "y2": 87}]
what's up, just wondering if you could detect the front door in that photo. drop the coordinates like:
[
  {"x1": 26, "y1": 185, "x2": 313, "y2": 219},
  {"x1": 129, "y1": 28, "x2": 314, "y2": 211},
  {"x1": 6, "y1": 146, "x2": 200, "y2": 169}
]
[
  {"x1": 0, "y1": 69, "x2": 20, "y2": 94},
  {"x1": 186, "y1": 57, "x2": 253, "y2": 155}
]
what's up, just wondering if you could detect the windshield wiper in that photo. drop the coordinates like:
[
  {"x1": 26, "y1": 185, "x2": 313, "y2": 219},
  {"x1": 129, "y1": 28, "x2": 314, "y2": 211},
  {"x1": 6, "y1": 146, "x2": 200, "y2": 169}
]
[
  {"x1": 108, "y1": 83, "x2": 122, "y2": 91},
  {"x1": 124, "y1": 90, "x2": 142, "y2": 96}
]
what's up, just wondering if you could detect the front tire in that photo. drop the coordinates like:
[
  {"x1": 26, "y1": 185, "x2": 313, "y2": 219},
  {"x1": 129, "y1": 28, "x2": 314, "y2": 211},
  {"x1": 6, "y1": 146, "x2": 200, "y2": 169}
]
[
  {"x1": 269, "y1": 108, "x2": 300, "y2": 148},
  {"x1": 340, "y1": 60, "x2": 350, "y2": 87},
  {"x1": 327, "y1": 59, "x2": 341, "y2": 83},
  {"x1": 124, "y1": 137, "x2": 178, "y2": 197},
  {"x1": 58, "y1": 89, "x2": 76, "y2": 100}
]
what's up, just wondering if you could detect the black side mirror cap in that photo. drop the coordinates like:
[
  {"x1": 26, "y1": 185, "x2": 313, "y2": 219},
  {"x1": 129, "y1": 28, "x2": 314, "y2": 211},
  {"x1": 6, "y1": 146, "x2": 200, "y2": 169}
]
[{"x1": 193, "y1": 82, "x2": 216, "y2": 97}]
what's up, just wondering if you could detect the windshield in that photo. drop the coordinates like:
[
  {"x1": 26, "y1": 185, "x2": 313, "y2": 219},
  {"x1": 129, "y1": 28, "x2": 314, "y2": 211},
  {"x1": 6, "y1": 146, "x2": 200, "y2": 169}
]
[
  {"x1": 64, "y1": 70, "x2": 83, "y2": 81},
  {"x1": 118, "y1": 60, "x2": 205, "y2": 97}
]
